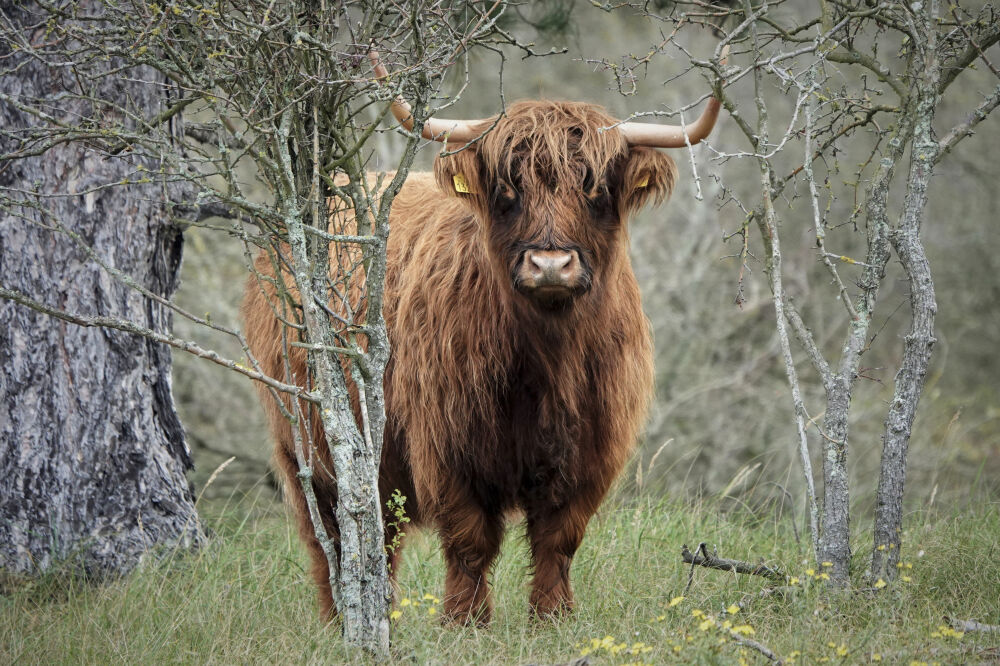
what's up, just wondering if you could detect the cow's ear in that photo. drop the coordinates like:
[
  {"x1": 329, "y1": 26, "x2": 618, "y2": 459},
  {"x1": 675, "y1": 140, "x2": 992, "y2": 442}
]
[
  {"x1": 620, "y1": 146, "x2": 677, "y2": 218},
  {"x1": 434, "y1": 143, "x2": 484, "y2": 202}
]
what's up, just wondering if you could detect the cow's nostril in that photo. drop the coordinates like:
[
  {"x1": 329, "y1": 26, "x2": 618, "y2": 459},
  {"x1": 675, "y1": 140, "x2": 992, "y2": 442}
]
[
  {"x1": 518, "y1": 249, "x2": 585, "y2": 300},
  {"x1": 529, "y1": 252, "x2": 572, "y2": 272}
]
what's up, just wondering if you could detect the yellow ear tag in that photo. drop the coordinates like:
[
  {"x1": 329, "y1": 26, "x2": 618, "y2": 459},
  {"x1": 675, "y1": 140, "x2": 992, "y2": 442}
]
[
  {"x1": 636, "y1": 174, "x2": 649, "y2": 189},
  {"x1": 453, "y1": 173, "x2": 474, "y2": 194}
]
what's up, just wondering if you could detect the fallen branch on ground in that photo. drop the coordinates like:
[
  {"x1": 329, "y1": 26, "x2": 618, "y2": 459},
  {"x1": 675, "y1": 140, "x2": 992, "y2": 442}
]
[
  {"x1": 681, "y1": 543, "x2": 786, "y2": 581},
  {"x1": 946, "y1": 617, "x2": 1000, "y2": 634}
]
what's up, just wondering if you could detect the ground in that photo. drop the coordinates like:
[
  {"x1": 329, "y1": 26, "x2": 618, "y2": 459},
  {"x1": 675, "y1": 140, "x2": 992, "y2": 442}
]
[{"x1": 2, "y1": 491, "x2": 998, "y2": 664}]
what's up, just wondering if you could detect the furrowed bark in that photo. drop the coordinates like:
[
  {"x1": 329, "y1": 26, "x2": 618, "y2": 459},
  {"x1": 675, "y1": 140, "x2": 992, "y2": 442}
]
[{"x1": 0, "y1": 1, "x2": 203, "y2": 575}]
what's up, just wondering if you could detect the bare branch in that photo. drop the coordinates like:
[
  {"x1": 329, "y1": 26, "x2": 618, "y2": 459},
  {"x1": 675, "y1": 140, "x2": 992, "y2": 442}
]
[
  {"x1": 0, "y1": 284, "x2": 310, "y2": 401},
  {"x1": 936, "y1": 83, "x2": 1000, "y2": 162}
]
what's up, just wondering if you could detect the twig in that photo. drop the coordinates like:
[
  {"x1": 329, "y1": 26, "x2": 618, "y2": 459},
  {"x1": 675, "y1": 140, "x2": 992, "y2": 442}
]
[
  {"x1": 936, "y1": 83, "x2": 1000, "y2": 162},
  {"x1": 722, "y1": 624, "x2": 783, "y2": 663},
  {"x1": 763, "y1": 481, "x2": 800, "y2": 547},
  {"x1": 681, "y1": 543, "x2": 786, "y2": 581},
  {"x1": 684, "y1": 541, "x2": 707, "y2": 595}
]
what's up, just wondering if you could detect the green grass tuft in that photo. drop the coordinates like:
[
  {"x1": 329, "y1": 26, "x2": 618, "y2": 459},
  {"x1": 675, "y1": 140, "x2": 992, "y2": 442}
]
[{"x1": 2, "y1": 494, "x2": 998, "y2": 665}]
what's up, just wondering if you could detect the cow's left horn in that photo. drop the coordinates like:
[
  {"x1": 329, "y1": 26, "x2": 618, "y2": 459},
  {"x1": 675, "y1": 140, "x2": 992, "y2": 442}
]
[
  {"x1": 618, "y1": 44, "x2": 728, "y2": 148},
  {"x1": 369, "y1": 51, "x2": 485, "y2": 143},
  {"x1": 617, "y1": 97, "x2": 721, "y2": 148}
]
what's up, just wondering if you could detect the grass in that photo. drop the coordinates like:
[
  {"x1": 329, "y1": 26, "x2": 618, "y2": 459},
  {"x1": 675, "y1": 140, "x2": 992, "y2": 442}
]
[{"x1": 2, "y1": 491, "x2": 998, "y2": 665}]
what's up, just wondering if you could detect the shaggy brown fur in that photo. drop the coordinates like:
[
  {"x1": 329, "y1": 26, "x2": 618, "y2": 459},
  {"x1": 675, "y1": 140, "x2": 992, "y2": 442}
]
[{"x1": 243, "y1": 100, "x2": 677, "y2": 624}]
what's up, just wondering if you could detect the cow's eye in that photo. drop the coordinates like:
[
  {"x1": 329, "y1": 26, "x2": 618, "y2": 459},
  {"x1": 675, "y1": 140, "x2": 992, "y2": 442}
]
[
  {"x1": 587, "y1": 184, "x2": 614, "y2": 219},
  {"x1": 493, "y1": 181, "x2": 520, "y2": 218}
]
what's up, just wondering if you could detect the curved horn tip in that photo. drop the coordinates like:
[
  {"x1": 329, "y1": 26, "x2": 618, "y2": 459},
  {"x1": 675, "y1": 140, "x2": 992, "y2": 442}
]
[{"x1": 368, "y1": 51, "x2": 388, "y2": 79}]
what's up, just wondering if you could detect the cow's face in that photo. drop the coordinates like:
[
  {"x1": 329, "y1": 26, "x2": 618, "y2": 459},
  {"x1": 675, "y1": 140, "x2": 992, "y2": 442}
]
[{"x1": 435, "y1": 101, "x2": 677, "y2": 312}]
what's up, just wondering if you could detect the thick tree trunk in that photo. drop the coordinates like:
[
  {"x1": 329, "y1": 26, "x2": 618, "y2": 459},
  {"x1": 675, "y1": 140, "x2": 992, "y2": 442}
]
[{"x1": 0, "y1": 6, "x2": 203, "y2": 576}]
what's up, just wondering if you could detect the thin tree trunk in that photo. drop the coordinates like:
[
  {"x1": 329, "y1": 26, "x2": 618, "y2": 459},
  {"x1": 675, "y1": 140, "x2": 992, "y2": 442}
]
[
  {"x1": 815, "y1": 97, "x2": 913, "y2": 586},
  {"x1": 872, "y1": 1, "x2": 940, "y2": 581},
  {"x1": 0, "y1": 4, "x2": 203, "y2": 576},
  {"x1": 275, "y1": 107, "x2": 390, "y2": 655}
]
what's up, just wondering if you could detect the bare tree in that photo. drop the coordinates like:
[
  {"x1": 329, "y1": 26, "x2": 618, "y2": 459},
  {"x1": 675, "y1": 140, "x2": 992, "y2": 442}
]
[
  {"x1": 597, "y1": 0, "x2": 999, "y2": 585},
  {"x1": 0, "y1": 0, "x2": 532, "y2": 656}
]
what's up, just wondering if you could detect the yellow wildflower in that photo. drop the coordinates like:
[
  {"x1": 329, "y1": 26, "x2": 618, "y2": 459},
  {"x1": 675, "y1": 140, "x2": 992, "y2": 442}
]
[
  {"x1": 389, "y1": 610, "x2": 402, "y2": 621},
  {"x1": 427, "y1": 607, "x2": 437, "y2": 616},
  {"x1": 874, "y1": 578, "x2": 887, "y2": 589},
  {"x1": 668, "y1": 595, "x2": 685, "y2": 607},
  {"x1": 935, "y1": 625, "x2": 964, "y2": 639},
  {"x1": 727, "y1": 604, "x2": 741, "y2": 614},
  {"x1": 400, "y1": 597, "x2": 411, "y2": 606}
]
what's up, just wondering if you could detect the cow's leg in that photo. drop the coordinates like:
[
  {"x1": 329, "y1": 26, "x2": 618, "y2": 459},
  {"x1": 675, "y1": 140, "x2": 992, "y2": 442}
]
[
  {"x1": 437, "y1": 490, "x2": 504, "y2": 626},
  {"x1": 276, "y1": 448, "x2": 341, "y2": 621},
  {"x1": 523, "y1": 487, "x2": 603, "y2": 618}
]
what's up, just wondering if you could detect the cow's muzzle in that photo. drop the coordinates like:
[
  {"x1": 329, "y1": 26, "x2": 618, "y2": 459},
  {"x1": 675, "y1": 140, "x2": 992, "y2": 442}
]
[{"x1": 515, "y1": 248, "x2": 589, "y2": 309}]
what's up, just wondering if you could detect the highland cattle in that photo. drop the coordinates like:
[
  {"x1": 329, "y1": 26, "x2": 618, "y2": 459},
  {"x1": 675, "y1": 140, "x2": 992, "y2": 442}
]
[{"x1": 242, "y1": 54, "x2": 721, "y2": 624}]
